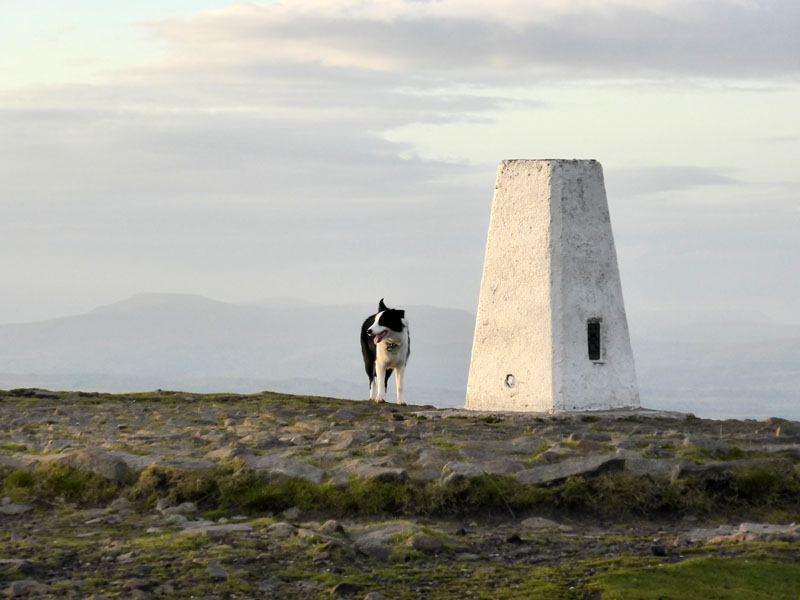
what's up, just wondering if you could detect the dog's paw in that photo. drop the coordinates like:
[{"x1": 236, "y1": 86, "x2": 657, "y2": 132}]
[
  {"x1": 374, "y1": 398, "x2": 386, "y2": 403},
  {"x1": 398, "y1": 400, "x2": 407, "y2": 406}
]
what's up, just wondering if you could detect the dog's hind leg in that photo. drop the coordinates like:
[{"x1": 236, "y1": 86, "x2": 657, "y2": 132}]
[
  {"x1": 395, "y1": 366, "x2": 406, "y2": 405},
  {"x1": 368, "y1": 377, "x2": 375, "y2": 401}
]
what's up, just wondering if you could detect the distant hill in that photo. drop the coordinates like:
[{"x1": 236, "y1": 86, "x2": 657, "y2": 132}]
[
  {"x1": 0, "y1": 294, "x2": 798, "y2": 418},
  {"x1": 0, "y1": 294, "x2": 473, "y2": 407}
]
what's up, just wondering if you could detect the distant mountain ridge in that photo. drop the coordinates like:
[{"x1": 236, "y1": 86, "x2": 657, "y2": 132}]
[
  {"x1": 1, "y1": 294, "x2": 799, "y2": 419},
  {"x1": 0, "y1": 294, "x2": 474, "y2": 407}
]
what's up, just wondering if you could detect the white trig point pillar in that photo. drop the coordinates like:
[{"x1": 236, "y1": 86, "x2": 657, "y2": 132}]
[{"x1": 465, "y1": 159, "x2": 639, "y2": 412}]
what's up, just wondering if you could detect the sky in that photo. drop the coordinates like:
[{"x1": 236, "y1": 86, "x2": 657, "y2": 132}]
[{"x1": 2, "y1": 0, "x2": 799, "y2": 332}]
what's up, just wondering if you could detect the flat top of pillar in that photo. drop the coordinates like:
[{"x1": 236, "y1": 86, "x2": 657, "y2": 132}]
[{"x1": 501, "y1": 159, "x2": 599, "y2": 165}]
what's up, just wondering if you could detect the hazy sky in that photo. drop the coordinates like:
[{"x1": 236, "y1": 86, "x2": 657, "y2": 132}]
[{"x1": 2, "y1": 0, "x2": 799, "y2": 329}]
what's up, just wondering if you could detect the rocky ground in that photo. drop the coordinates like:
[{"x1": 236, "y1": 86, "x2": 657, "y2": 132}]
[{"x1": 1, "y1": 388, "x2": 799, "y2": 599}]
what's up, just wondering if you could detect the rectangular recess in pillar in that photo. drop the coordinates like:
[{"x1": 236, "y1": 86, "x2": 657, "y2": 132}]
[{"x1": 587, "y1": 318, "x2": 603, "y2": 362}]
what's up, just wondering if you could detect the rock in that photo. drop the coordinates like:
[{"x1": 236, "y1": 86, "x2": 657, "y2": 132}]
[
  {"x1": 3, "y1": 579, "x2": 46, "y2": 597},
  {"x1": 441, "y1": 462, "x2": 485, "y2": 485},
  {"x1": 480, "y1": 458, "x2": 526, "y2": 475},
  {"x1": 243, "y1": 454, "x2": 326, "y2": 483},
  {"x1": 353, "y1": 522, "x2": 417, "y2": 560},
  {"x1": 363, "y1": 593, "x2": 386, "y2": 600},
  {"x1": 124, "y1": 578, "x2": 152, "y2": 590},
  {"x1": 331, "y1": 582, "x2": 363, "y2": 596},
  {"x1": 416, "y1": 448, "x2": 453, "y2": 469},
  {"x1": 108, "y1": 497, "x2": 133, "y2": 512},
  {"x1": 283, "y1": 507, "x2": 301, "y2": 520},
  {"x1": 672, "y1": 458, "x2": 790, "y2": 480},
  {"x1": 162, "y1": 502, "x2": 198, "y2": 516},
  {"x1": 0, "y1": 456, "x2": 26, "y2": 470},
  {"x1": 266, "y1": 522, "x2": 296, "y2": 538},
  {"x1": 319, "y1": 519, "x2": 345, "y2": 535},
  {"x1": 206, "y1": 445, "x2": 252, "y2": 460},
  {"x1": 458, "y1": 447, "x2": 504, "y2": 461},
  {"x1": 316, "y1": 429, "x2": 371, "y2": 449},
  {"x1": 152, "y1": 584, "x2": 175, "y2": 595},
  {"x1": 0, "y1": 559, "x2": 31, "y2": 574},
  {"x1": 0, "y1": 504, "x2": 32, "y2": 516},
  {"x1": 406, "y1": 534, "x2": 443, "y2": 553},
  {"x1": 683, "y1": 435, "x2": 731, "y2": 455},
  {"x1": 330, "y1": 458, "x2": 407, "y2": 483},
  {"x1": 182, "y1": 523, "x2": 253, "y2": 535},
  {"x1": 207, "y1": 559, "x2": 227, "y2": 580},
  {"x1": 55, "y1": 447, "x2": 132, "y2": 482},
  {"x1": 516, "y1": 455, "x2": 625, "y2": 485},
  {"x1": 155, "y1": 498, "x2": 172, "y2": 512},
  {"x1": 622, "y1": 456, "x2": 686, "y2": 477},
  {"x1": 568, "y1": 430, "x2": 612, "y2": 443},
  {"x1": 651, "y1": 544, "x2": 668, "y2": 557},
  {"x1": 576, "y1": 439, "x2": 609, "y2": 452},
  {"x1": 330, "y1": 407, "x2": 368, "y2": 423}
]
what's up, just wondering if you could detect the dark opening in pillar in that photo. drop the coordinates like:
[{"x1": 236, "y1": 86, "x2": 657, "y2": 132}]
[{"x1": 587, "y1": 319, "x2": 602, "y2": 361}]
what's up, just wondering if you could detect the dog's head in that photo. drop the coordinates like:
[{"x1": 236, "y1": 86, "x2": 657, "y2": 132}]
[{"x1": 367, "y1": 298, "x2": 406, "y2": 345}]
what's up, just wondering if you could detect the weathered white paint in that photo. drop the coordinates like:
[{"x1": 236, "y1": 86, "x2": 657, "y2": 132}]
[{"x1": 465, "y1": 159, "x2": 640, "y2": 412}]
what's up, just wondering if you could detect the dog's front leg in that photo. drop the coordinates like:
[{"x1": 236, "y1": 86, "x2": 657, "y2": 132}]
[
  {"x1": 395, "y1": 365, "x2": 406, "y2": 405},
  {"x1": 375, "y1": 363, "x2": 387, "y2": 403},
  {"x1": 369, "y1": 377, "x2": 375, "y2": 401}
]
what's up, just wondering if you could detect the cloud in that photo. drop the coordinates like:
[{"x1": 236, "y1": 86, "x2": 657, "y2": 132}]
[
  {"x1": 144, "y1": 0, "x2": 800, "y2": 81},
  {"x1": 606, "y1": 166, "x2": 740, "y2": 197}
]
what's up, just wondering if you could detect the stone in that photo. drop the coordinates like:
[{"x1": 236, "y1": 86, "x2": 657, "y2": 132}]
[
  {"x1": 0, "y1": 504, "x2": 32, "y2": 516},
  {"x1": 319, "y1": 520, "x2": 345, "y2": 535},
  {"x1": 520, "y1": 516, "x2": 561, "y2": 530},
  {"x1": 353, "y1": 522, "x2": 417, "y2": 560},
  {"x1": 683, "y1": 435, "x2": 732, "y2": 455},
  {"x1": 568, "y1": 430, "x2": 612, "y2": 443},
  {"x1": 162, "y1": 502, "x2": 198, "y2": 516},
  {"x1": 206, "y1": 445, "x2": 251, "y2": 460},
  {"x1": 363, "y1": 593, "x2": 386, "y2": 600},
  {"x1": 331, "y1": 582, "x2": 363, "y2": 596},
  {"x1": 0, "y1": 559, "x2": 31, "y2": 574},
  {"x1": 55, "y1": 447, "x2": 132, "y2": 482},
  {"x1": 330, "y1": 458, "x2": 407, "y2": 483},
  {"x1": 182, "y1": 523, "x2": 253, "y2": 535},
  {"x1": 207, "y1": 559, "x2": 227, "y2": 580},
  {"x1": 621, "y1": 454, "x2": 687, "y2": 477},
  {"x1": 124, "y1": 578, "x2": 152, "y2": 590},
  {"x1": 283, "y1": 506, "x2": 301, "y2": 520},
  {"x1": 108, "y1": 497, "x2": 133, "y2": 512},
  {"x1": 516, "y1": 454, "x2": 625, "y2": 485},
  {"x1": 3, "y1": 579, "x2": 46, "y2": 597},
  {"x1": 672, "y1": 458, "x2": 789, "y2": 480},
  {"x1": 406, "y1": 534, "x2": 443, "y2": 553},
  {"x1": 267, "y1": 522, "x2": 296, "y2": 539},
  {"x1": 243, "y1": 454, "x2": 326, "y2": 483},
  {"x1": 480, "y1": 458, "x2": 526, "y2": 475},
  {"x1": 316, "y1": 429, "x2": 371, "y2": 449},
  {"x1": 441, "y1": 462, "x2": 485, "y2": 485},
  {"x1": 465, "y1": 159, "x2": 639, "y2": 412}
]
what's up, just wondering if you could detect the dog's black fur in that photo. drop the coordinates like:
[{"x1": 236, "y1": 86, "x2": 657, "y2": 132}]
[{"x1": 360, "y1": 298, "x2": 410, "y2": 403}]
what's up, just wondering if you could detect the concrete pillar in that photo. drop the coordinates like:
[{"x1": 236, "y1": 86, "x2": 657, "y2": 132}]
[{"x1": 465, "y1": 159, "x2": 639, "y2": 412}]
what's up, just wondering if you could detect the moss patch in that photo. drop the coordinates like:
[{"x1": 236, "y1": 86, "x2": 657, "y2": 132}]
[{"x1": 592, "y1": 556, "x2": 800, "y2": 599}]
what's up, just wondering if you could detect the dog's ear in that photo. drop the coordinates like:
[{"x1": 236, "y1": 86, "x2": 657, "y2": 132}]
[
  {"x1": 397, "y1": 310, "x2": 405, "y2": 319},
  {"x1": 378, "y1": 298, "x2": 388, "y2": 311}
]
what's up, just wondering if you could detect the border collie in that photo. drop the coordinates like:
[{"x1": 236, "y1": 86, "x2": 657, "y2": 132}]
[{"x1": 360, "y1": 298, "x2": 410, "y2": 404}]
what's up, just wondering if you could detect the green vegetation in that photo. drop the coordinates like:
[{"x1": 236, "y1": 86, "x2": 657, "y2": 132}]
[
  {"x1": 4, "y1": 461, "x2": 800, "y2": 521},
  {"x1": 1, "y1": 462, "x2": 119, "y2": 504},
  {"x1": 592, "y1": 556, "x2": 800, "y2": 599}
]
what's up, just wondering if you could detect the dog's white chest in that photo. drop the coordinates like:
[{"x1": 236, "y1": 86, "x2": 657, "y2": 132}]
[{"x1": 377, "y1": 339, "x2": 407, "y2": 367}]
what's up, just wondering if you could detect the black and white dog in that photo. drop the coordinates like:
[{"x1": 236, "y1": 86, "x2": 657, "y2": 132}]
[{"x1": 360, "y1": 298, "x2": 410, "y2": 404}]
